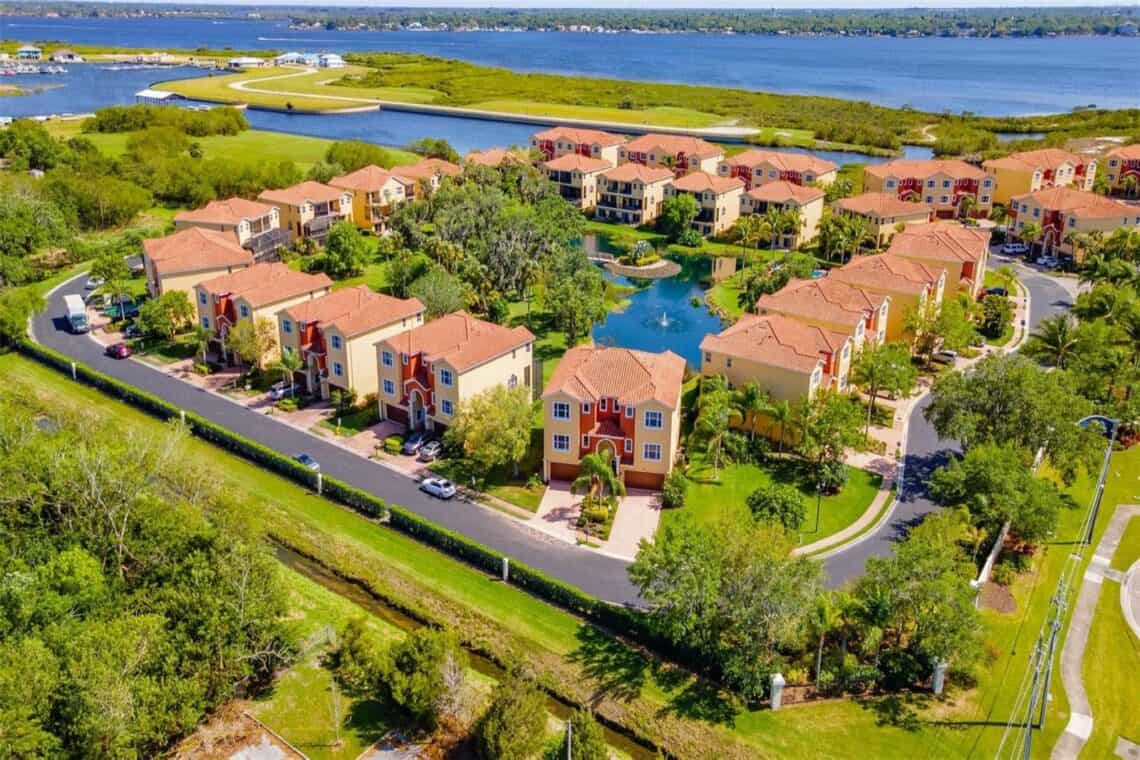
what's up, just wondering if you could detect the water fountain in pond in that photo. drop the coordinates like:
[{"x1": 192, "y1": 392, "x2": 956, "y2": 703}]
[{"x1": 657, "y1": 311, "x2": 670, "y2": 328}]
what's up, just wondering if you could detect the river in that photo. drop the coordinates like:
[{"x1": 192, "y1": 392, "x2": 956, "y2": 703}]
[{"x1": 3, "y1": 15, "x2": 1138, "y2": 114}]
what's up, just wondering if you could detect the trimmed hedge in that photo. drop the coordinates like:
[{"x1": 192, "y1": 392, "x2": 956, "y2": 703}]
[{"x1": 15, "y1": 340, "x2": 689, "y2": 664}]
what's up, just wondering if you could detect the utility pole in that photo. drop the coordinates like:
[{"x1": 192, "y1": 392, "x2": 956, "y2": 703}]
[
  {"x1": 1036, "y1": 587, "x2": 1065, "y2": 729},
  {"x1": 1023, "y1": 639, "x2": 1043, "y2": 760},
  {"x1": 565, "y1": 718, "x2": 572, "y2": 760}
]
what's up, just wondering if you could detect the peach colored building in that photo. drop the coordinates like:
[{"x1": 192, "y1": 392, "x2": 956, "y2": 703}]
[
  {"x1": 741, "y1": 181, "x2": 826, "y2": 248},
  {"x1": 278, "y1": 286, "x2": 425, "y2": 400},
  {"x1": 700, "y1": 313, "x2": 854, "y2": 402},
  {"x1": 530, "y1": 126, "x2": 626, "y2": 166},
  {"x1": 864, "y1": 159, "x2": 993, "y2": 219},
  {"x1": 887, "y1": 223, "x2": 990, "y2": 297},
  {"x1": 618, "y1": 133, "x2": 724, "y2": 177},
  {"x1": 388, "y1": 158, "x2": 462, "y2": 199},
  {"x1": 195, "y1": 263, "x2": 332, "y2": 361},
  {"x1": 1008, "y1": 186, "x2": 1140, "y2": 260},
  {"x1": 595, "y1": 163, "x2": 674, "y2": 226},
  {"x1": 983, "y1": 148, "x2": 1096, "y2": 205},
  {"x1": 665, "y1": 171, "x2": 745, "y2": 236},
  {"x1": 830, "y1": 254, "x2": 946, "y2": 342},
  {"x1": 375, "y1": 312, "x2": 534, "y2": 434},
  {"x1": 465, "y1": 147, "x2": 528, "y2": 168},
  {"x1": 1104, "y1": 144, "x2": 1140, "y2": 197},
  {"x1": 833, "y1": 192, "x2": 934, "y2": 246},
  {"x1": 542, "y1": 153, "x2": 613, "y2": 210},
  {"x1": 542, "y1": 346, "x2": 685, "y2": 489},
  {"x1": 142, "y1": 227, "x2": 253, "y2": 300},
  {"x1": 717, "y1": 149, "x2": 838, "y2": 190},
  {"x1": 257, "y1": 181, "x2": 353, "y2": 245},
  {"x1": 173, "y1": 197, "x2": 286, "y2": 259},
  {"x1": 757, "y1": 277, "x2": 890, "y2": 349},
  {"x1": 329, "y1": 165, "x2": 415, "y2": 234}
]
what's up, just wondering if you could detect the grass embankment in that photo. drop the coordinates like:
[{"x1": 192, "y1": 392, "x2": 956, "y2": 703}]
[{"x1": 44, "y1": 119, "x2": 419, "y2": 171}]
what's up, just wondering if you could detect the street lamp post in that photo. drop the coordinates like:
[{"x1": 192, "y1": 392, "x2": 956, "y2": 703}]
[{"x1": 813, "y1": 480, "x2": 823, "y2": 533}]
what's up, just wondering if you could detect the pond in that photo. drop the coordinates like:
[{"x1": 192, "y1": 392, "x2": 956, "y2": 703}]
[{"x1": 590, "y1": 253, "x2": 725, "y2": 369}]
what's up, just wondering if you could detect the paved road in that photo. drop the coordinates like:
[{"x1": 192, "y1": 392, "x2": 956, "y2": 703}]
[
  {"x1": 823, "y1": 260, "x2": 1077, "y2": 586},
  {"x1": 34, "y1": 273, "x2": 643, "y2": 606}
]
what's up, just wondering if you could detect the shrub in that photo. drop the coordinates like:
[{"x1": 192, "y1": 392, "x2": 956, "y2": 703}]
[
  {"x1": 634, "y1": 253, "x2": 660, "y2": 267},
  {"x1": 816, "y1": 460, "x2": 848, "y2": 494},
  {"x1": 384, "y1": 435, "x2": 404, "y2": 455},
  {"x1": 991, "y1": 562, "x2": 1015, "y2": 587},
  {"x1": 567, "y1": 709, "x2": 608, "y2": 760},
  {"x1": 276, "y1": 397, "x2": 299, "y2": 412},
  {"x1": 746, "y1": 484, "x2": 807, "y2": 532},
  {"x1": 676, "y1": 228, "x2": 704, "y2": 247},
  {"x1": 384, "y1": 628, "x2": 468, "y2": 729},
  {"x1": 475, "y1": 676, "x2": 547, "y2": 760},
  {"x1": 192, "y1": 362, "x2": 210, "y2": 376},
  {"x1": 747, "y1": 436, "x2": 771, "y2": 464},
  {"x1": 661, "y1": 469, "x2": 688, "y2": 509}
]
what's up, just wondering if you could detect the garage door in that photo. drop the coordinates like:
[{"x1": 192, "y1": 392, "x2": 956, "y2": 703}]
[
  {"x1": 384, "y1": 403, "x2": 409, "y2": 426},
  {"x1": 624, "y1": 469, "x2": 664, "y2": 490},
  {"x1": 548, "y1": 462, "x2": 579, "y2": 482}
]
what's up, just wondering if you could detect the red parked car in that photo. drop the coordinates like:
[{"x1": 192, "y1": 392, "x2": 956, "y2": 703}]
[{"x1": 105, "y1": 342, "x2": 132, "y2": 359}]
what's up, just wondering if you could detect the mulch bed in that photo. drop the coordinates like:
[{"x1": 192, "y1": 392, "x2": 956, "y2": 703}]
[{"x1": 979, "y1": 580, "x2": 1017, "y2": 614}]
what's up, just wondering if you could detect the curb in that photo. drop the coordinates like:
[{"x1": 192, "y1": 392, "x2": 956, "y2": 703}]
[{"x1": 1122, "y1": 559, "x2": 1140, "y2": 643}]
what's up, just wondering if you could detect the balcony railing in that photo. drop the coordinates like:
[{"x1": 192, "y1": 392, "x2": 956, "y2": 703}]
[
  {"x1": 599, "y1": 195, "x2": 644, "y2": 211},
  {"x1": 303, "y1": 215, "x2": 335, "y2": 238},
  {"x1": 245, "y1": 228, "x2": 290, "y2": 260}
]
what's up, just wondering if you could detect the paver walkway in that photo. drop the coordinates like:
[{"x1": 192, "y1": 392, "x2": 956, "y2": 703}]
[
  {"x1": 1053, "y1": 504, "x2": 1140, "y2": 759},
  {"x1": 531, "y1": 484, "x2": 661, "y2": 561}
]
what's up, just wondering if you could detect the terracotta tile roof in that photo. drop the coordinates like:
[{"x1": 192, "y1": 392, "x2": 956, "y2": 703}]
[
  {"x1": 199, "y1": 262, "x2": 332, "y2": 308},
  {"x1": 329, "y1": 165, "x2": 411, "y2": 193},
  {"x1": 757, "y1": 277, "x2": 886, "y2": 333},
  {"x1": 600, "y1": 163, "x2": 675, "y2": 184},
  {"x1": 722, "y1": 149, "x2": 838, "y2": 175},
  {"x1": 465, "y1": 148, "x2": 527, "y2": 167},
  {"x1": 831, "y1": 253, "x2": 944, "y2": 296},
  {"x1": 258, "y1": 181, "x2": 346, "y2": 207},
  {"x1": 390, "y1": 158, "x2": 462, "y2": 181},
  {"x1": 543, "y1": 346, "x2": 685, "y2": 409},
  {"x1": 143, "y1": 227, "x2": 253, "y2": 276},
  {"x1": 174, "y1": 197, "x2": 276, "y2": 227},
  {"x1": 1012, "y1": 186, "x2": 1135, "y2": 219},
  {"x1": 532, "y1": 126, "x2": 626, "y2": 147},
  {"x1": 283, "y1": 286, "x2": 424, "y2": 339},
  {"x1": 887, "y1": 222, "x2": 990, "y2": 264},
  {"x1": 865, "y1": 158, "x2": 985, "y2": 181},
  {"x1": 835, "y1": 191, "x2": 933, "y2": 218},
  {"x1": 1107, "y1": 144, "x2": 1140, "y2": 161},
  {"x1": 983, "y1": 148, "x2": 1084, "y2": 173},
  {"x1": 745, "y1": 180, "x2": 825, "y2": 205},
  {"x1": 671, "y1": 171, "x2": 745, "y2": 194},
  {"x1": 384, "y1": 311, "x2": 534, "y2": 373},
  {"x1": 542, "y1": 153, "x2": 613, "y2": 173},
  {"x1": 700, "y1": 313, "x2": 844, "y2": 374},
  {"x1": 623, "y1": 133, "x2": 724, "y2": 160}
]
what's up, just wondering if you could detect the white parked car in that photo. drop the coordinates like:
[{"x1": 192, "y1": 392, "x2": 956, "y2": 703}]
[
  {"x1": 1001, "y1": 242, "x2": 1029, "y2": 254},
  {"x1": 268, "y1": 381, "x2": 290, "y2": 400},
  {"x1": 1036, "y1": 256, "x2": 1059, "y2": 268},
  {"x1": 419, "y1": 477, "x2": 457, "y2": 500}
]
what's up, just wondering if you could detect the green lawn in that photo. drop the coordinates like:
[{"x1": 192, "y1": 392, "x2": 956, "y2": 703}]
[
  {"x1": 318, "y1": 403, "x2": 380, "y2": 437},
  {"x1": 1111, "y1": 518, "x2": 1140, "y2": 572},
  {"x1": 672, "y1": 453, "x2": 883, "y2": 546},
  {"x1": 12, "y1": 349, "x2": 1140, "y2": 758},
  {"x1": 706, "y1": 269, "x2": 748, "y2": 320},
  {"x1": 130, "y1": 332, "x2": 199, "y2": 364}
]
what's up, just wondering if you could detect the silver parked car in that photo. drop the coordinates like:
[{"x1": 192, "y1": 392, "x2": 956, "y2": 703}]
[
  {"x1": 419, "y1": 477, "x2": 457, "y2": 500},
  {"x1": 418, "y1": 440, "x2": 444, "y2": 462}
]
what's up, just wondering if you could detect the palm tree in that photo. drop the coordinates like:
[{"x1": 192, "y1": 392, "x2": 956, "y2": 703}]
[
  {"x1": 734, "y1": 381, "x2": 770, "y2": 440},
  {"x1": 989, "y1": 204, "x2": 1009, "y2": 228},
  {"x1": 767, "y1": 398, "x2": 793, "y2": 453},
  {"x1": 957, "y1": 193, "x2": 977, "y2": 220},
  {"x1": 274, "y1": 347, "x2": 302, "y2": 398},
  {"x1": 762, "y1": 206, "x2": 785, "y2": 249},
  {"x1": 1018, "y1": 221, "x2": 1043, "y2": 254},
  {"x1": 193, "y1": 325, "x2": 212, "y2": 363},
  {"x1": 992, "y1": 265, "x2": 1017, "y2": 294},
  {"x1": 1024, "y1": 314, "x2": 1080, "y2": 369},
  {"x1": 811, "y1": 593, "x2": 840, "y2": 693},
  {"x1": 694, "y1": 388, "x2": 738, "y2": 478},
  {"x1": 570, "y1": 449, "x2": 625, "y2": 506}
]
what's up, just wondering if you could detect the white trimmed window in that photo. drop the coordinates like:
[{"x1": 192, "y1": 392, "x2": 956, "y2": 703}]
[
  {"x1": 643, "y1": 443, "x2": 662, "y2": 462},
  {"x1": 599, "y1": 398, "x2": 607, "y2": 412},
  {"x1": 582, "y1": 434, "x2": 589, "y2": 448},
  {"x1": 582, "y1": 402, "x2": 591, "y2": 415},
  {"x1": 441, "y1": 399, "x2": 453, "y2": 416},
  {"x1": 552, "y1": 401, "x2": 571, "y2": 420},
  {"x1": 381, "y1": 350, "x2": 393, "y2": 367},
  {"x1": 383, "y1": 379, "x2": 395, "y2": 396},
  {"x1": 331, "y1": 335, "x2": 342, "y2": 350},
  {"x1": 200, "y1": 316, "x2": 210, "y2": 329},
  {"x1": 624, "y1": 405, "x2": 634, "y2": 419},
  {"x1": 239, "y1": 304, "x2": 250, "y2": 318},
  {"x1": 624, "y1": 438, "x2": 632, "y2": 453},
  {"x1": 282, "y1": 319, "x2": 292, "y2": 334},
  {"x1": 644, "y1": 410, "x2": 663, "y2": 429},
  {"x1": 440, "y1": 368, "x2": 454, "y2": 387},
  {"x1": 198, "y1": 291, "x2": 207, "y2": 305},
  {"x1": 333, "y1": 362, "x2": 344, "y2": 377},
  {"x1": 552, "y1": 433, "x2": 571, "y2": 452}
]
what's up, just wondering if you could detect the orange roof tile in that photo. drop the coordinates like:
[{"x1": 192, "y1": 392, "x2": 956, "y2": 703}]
[
  {"x1": 835, "y1": 191, "x2": 933, "y2": 218},
  {"x1": 600, "y1": 163, "x2": 674, "y2": 184},
  {"x1": 745, "y1": 180, "x2": 825, "y2": 205},
  {"x1": 199, "y1": 262, "x2": 332, "y2": 308},
  {"x1": 865, "y1": 158, "x2": 985, "y2": 181},
  {"x1": 532, "y1": 126, "x2": 626, "y2": 147},
  {"x1": 543, "y1": 346, "x2": 685, "y2": 409},
  {"x1": 174, "y1": 197, "x2": 276, "y2": 227},
  {"x1": 722, "y1": 149, "x2": 838, "y2": 175},
  {"x1": 1012, "y1": 186, "x2": 1135, "y2": 219},
  {"x1": 258, "y1": 181, "x2": 347, "y2": 207},
  {"x1": 671, "y1": 171, "x2": 745, "y2": 194},
  {"x1": 623, "y1": 133, "x2": 723, "y2": 160},
  {"x1": 384, "y1": 311, "x2": 534, "y2": 373},
  {"x1": 983, "y1": 148, "x2": 1084, "y2": 173},
  {"x1": 390, "y1": 158, "x2": 462, "y2": 181},
  {"x1": 830, "y1": 253, "x2": 944, "y2": 296},
  {"x1": 1107, "y1": 144, "x2": 1140, "y2": 161},
  {"x1": 887, "y1": 222, "x2": 990, "y2": 264},
  {"x1": 465, "y1": 148, "x2": 527, "y2": 167},
  {"x1": 542, "y1": 153, "x2": 613, "y2": 173},
  {"x1": 700, "y1": 313, "x2": 845, "y2": 374},
  {"x1": 329, "y1": 165, "x2": 411, "y2": 193},
  {"x1": 283, "y1": 286, "x2": 424, "y2": 339},
  {"x1": 143, "y1": 227, "x2": 253, "y2": 277},
  {"x1": 757, "y1": 277, "x2": 886, "y2": 333}
]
